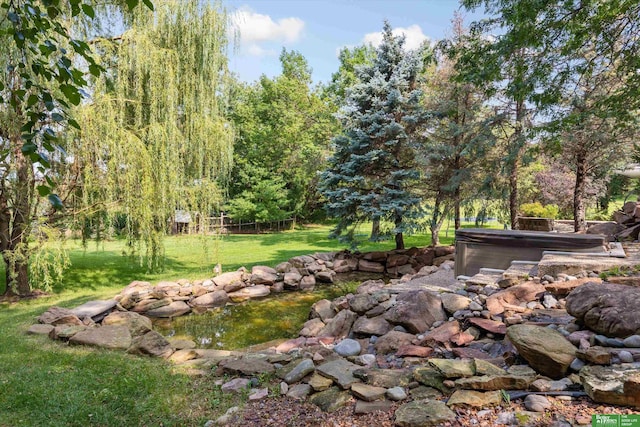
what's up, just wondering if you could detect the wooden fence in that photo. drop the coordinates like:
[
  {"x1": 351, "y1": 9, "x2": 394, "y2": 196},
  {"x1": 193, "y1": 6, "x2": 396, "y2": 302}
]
[{"x1": 174, "y1": 212, "x2": 295, "y2": 235}]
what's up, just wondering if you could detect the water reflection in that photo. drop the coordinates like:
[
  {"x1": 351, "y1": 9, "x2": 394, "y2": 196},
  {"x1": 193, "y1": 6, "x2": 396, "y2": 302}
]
[{"x1": 153, "y1": 281, "x2": 362, "y2": 350}]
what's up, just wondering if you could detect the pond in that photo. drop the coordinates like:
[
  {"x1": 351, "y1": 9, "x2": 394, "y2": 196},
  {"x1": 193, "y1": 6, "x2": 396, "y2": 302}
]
[{"x1": 152, "y1": 280, "x2": 366, "y2": 350}]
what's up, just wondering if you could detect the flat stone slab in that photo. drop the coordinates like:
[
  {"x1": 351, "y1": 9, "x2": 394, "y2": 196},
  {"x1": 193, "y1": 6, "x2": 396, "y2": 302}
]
[
  {"x1": 581, "y1": 363, "x2": 640, "y2": 408},
  {"x1": 465, "y1": 272, "x2": 502, "y2": 287},
  {"x1": 27, "y1": 324, "x2": 54, "y2": 335},
  {"x1": 387, "y1": 270, "x2": 464, "y2": 294},
  {"x1": 316, "y1": 358, "x2": 362, "y2": 389},
  {"x1": 538, "y1": 253, "x2": 637, "y2": 278},
  {"x1": 145, "y1": 301, "x2": 191, "y2": 318},
  {"x1": 69, "y1": 325, "x2": 132, "y2": 350},
  {"x1": 71, "y1": 300, "x2": 118, "y2": 320}
]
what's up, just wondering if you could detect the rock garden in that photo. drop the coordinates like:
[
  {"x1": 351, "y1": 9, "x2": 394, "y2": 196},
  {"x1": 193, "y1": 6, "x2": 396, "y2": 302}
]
[{"x1": 28, "y1": 244, "x2": 640, "y2": 426}]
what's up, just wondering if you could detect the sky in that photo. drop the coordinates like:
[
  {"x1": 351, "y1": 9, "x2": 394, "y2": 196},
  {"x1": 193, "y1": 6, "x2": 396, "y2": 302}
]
[{"x1": 224, "y1": 0, "x2": 486, "y2": 85}]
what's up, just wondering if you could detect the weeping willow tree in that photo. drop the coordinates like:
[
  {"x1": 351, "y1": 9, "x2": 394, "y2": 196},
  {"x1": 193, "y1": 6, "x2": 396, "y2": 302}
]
[{"x1": 66, "y1": 0, "x2": 234, "y2": 270}]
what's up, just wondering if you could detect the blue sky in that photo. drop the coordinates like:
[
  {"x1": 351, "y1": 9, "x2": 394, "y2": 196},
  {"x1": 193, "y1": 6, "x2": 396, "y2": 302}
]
[{"x1": 224, "y1": 0, "x2": 485, "y2": 85}]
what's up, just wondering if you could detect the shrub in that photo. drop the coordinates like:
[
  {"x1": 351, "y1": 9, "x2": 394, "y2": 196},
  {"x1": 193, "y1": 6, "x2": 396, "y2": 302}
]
[{"x1": 519, "y1": 202, "x2": 559, "y2": 219}]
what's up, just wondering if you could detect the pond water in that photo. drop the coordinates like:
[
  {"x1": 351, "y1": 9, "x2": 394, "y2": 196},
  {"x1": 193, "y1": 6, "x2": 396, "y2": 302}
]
[{"x1": 152, "y1": 280, "x2": 368, "y2": 350}]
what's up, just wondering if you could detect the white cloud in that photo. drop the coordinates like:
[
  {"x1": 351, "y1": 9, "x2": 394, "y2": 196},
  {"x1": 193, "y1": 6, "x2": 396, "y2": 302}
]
[
  {"x1": 362, "y1": 25, "x2": 429, "y2": 51},
  {"x1": 231, "y1": 7, "x2": 305, "y2": 48},
  {"x1": 247, "y1": 44, "x2": 277, "y2": 57}
]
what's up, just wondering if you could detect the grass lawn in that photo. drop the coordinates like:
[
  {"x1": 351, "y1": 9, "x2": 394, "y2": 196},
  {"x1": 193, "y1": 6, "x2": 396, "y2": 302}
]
[{"x1": 0, "y1": 221, "x2": 495, "y2": 426}]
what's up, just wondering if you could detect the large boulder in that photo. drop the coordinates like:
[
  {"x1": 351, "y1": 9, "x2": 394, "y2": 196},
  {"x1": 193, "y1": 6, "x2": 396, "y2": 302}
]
[
  {"x1": 566, "y1": 282, "x2": 640, "y2": 338},
  {"x1": 227, "y1": 285, "x2": 270, "y2": 303},
  {"x1": 128, "y1": 330, "x2": 173, "y2": 358},
  {"x1": 213, "y1": 271, "x2": 245, "y2": 292},
  {"x1": 102, "y1": 311, "x2": 152, "y2": 336},
  {"x1": 191, "y1": 290, "x2": 229, "y2": 308},
  {"x1": 580, "y1": 364, "x2": 640, "y2": 408},
  {"x1": 145, "y1": 301, "x2": 191, "y2": 318},
  {"x1": 250, "y1": 266, "x2": 278, "y2": 285},
  {"x1": 506, "y1": 324, "x2": 576, "y2": 379},
  {"x1": 69, "y1": 325, "x2": 132, "y2": 350},
  {"x1": 384, "y1": 290, "x2": 445, "y2": 333}
]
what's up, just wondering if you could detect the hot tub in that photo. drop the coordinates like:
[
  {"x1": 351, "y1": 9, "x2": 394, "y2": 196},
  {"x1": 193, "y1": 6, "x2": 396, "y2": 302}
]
[{"x1": 454, "y1": 228, "x2": 607, "y2": 277}]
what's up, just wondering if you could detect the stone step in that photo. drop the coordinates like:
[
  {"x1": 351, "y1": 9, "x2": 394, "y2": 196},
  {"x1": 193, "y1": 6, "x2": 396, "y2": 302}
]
[
  {"x1": 464, "y1": 272, "x2": 503, "y2": 287},
  {"x1": 479, "y1": 268, "x2": 506, "y2": 275},
  {"x1": 503, "y1": 261, "x2": 539, "y2": 281}
]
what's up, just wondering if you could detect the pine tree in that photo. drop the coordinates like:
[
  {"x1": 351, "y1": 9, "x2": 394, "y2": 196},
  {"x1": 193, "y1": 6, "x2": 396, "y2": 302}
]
[{"x1": 320, "y1": 22, "x2": 426, "y2": 250}]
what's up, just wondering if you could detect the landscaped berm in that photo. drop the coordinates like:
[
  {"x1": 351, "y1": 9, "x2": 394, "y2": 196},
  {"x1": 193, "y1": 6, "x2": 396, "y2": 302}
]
[{"x1": 27, "y1": 243, "x2": 640, "y2": 426}]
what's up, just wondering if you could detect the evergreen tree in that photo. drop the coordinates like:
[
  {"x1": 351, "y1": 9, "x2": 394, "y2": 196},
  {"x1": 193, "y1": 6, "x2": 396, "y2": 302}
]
[{"x1": 320, "y1": 22, "x2": 426, "y2": 250}]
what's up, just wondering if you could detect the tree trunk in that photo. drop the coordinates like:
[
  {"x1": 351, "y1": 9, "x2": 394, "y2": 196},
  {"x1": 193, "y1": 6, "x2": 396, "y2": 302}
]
[
  {"x1": 3, "y1": 134, "x2": 33, "y2": 297},
  {"x1": 574, "y1": 151, "x2": 588, "y2": 232},
  {"x1": 394, "y1": 213, "x2": 404, "y2": 250},
  {"x1": 510, "y1": 98, "x2": 525, "y2": 230},
  {"x1": 454, "y1": 187, "x2": 461, "y2": 230},
  {"x1": 430, "y1": 194, "x2": 450, "y2": 247},
  {"x1": 370, "y1": 217, "x2": 381, "y2": 241}
]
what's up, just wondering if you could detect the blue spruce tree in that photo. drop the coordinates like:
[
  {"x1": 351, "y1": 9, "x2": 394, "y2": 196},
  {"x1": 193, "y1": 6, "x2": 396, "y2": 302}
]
[{"x1": 321, "y1": 22, "x2": 426, "y2": 250}]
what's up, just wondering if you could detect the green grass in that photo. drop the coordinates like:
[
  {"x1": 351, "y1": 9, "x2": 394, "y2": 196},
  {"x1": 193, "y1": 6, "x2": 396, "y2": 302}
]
[{"x1": 0, "y1": 221, "x2": 495, "y2": 426}]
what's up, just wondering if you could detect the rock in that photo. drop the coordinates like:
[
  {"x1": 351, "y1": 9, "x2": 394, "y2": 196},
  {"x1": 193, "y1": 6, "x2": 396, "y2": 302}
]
[
  {"x1": 221, "y1": 378, "x2": 250, "y2": 393},
  {"x1": 454, "y1": 374, "x2": 533, "y2": 391},
  {"x1": 412, "y1": 366, "x2": 449, "y2": 393},
  {"x1": 394, "y1": 400, "x2": 456, "y2": 427},
  {"x1": 145, "y1": 301, "x2": 191, "y2": 318},
  {"x1": 309, "y1": 373, "x2": 334, "y2": 391},
  {"x1": 356, "y1": 279, "x2": 386, "y2": 294},
  {"x1": 49, "y1": 325, "x2": 87, "y2": 340},
  {"x1": 70, "y1": 300, "x2": 118, "y2": 321},
  {"x1": 333, "y1": 258, "x2": 358, "y2": 273},
  {"x1": 300, "y1": 318, "x2": 325, "y2": 337},
  {"x1": 570, "y1": 358, "x2": 586, "y2": 371},
  {"x1": 283, "y1": 271, "x2": 302, "y2": 289},
  {"x1": 284, "y1": 359, "x2": 315, "y2": 384},
  {"x1": 417, "y1": 320, "x2": 460, "y2": 345},
  {"x1": 545, "y1": 277, "x2": 601, "y2": 297},
  {"x1": 446, "y1": 390, "x2": 502, "y2": 408},
  {"x1": 131, "y1": 297, "x2": 172, "y2": 313},
  {"x1": 213, "y1": 271, "x2": 245, "y2": 292},
  {"x1": 495, "y1": 412, "x2": 517, "y2": 425},
  {"x1": 221, "y1": 356, "x2": 275, "y2": 376},
  {"x1": 213, "y1": 406, "x2": 239, "y2": 425},
  {"x1": 27, "y1": 324, "x2": 55, "y2": 335},
  {"x1": 576, "y1": 346, "x2": 611, "y2": 365},
  {"x1": 619, "y1": 350, "x2": 634, "y2": 363},
  {"x1": 318, "y1": 309, "x2": 357, "y2": 339},
  {"x1": 348, "y1": 293, "x2": 379, "y2": 314},
  {"x1": 316, "y1": 359, "x2": 361, "y2": 389},
  {"x1": 468, "y1": 317, "x2": 507, "y2": 335},
  {"x1": 580, "y1": 364, "x2": 640, "y2": 408},
  {"x1": 474, "y1": 359, "x2": 507, "y2": 376},
  {"x1": 374, "y1": 330, "x2": 415, "y2": 354},
  {"x1": 228, "y1": 284, "x2": 270, "y2": 302},
  {"x1": 250, "y1": 265, "x2": 278, "y2": 285},
  {"x1": 286, "y1": 383, "x2": 312, "y2": 400},
  {"x1": 485, "y1": 282, "x2": 546, "y2": 315},
  {"x1": 169, "y1": 349, "x2": 198, "y2": 363},
  {"x1": 429, "y1": 359, "x2": 476, "y2": 379},
  {"x1": 351, "y1": 383, "x2": 386, "y2": 401},
  {"x1": 275, "y1": 337, "x2": 306, "y2": 353},
  {"x1": 384, "y1": 290, "x2": 446, "y2": 334},
  {"x1": 387, "y1": 386, "x2": 408, "y2": 401},
  {"x1": 69, "y1": 325, "x2": 132, "y2": 350},
  {"x1": 334, "y1": 338, "x2": 361, "y2": 357},
  {"x1": 275, "y1": 261, "x2": 292, "y2": 273},
  {"x1": 249, "y1": 388, "x2": 269, "y2": 400},
  {"x1": 624, "y1": 335, "x2": 640, "y2": 348},
  {"x1": 396, "y1": 345, "x2": 433, "y2": 358},
  {"x1": 315, "y1": 271, "x2": 335, "y2": 283},
  {"x1": 354, "y1": 368, "x2": 413, "y2": 388},
  {"x1": 507, "y1": 324, "x2": 577, "y2": 379},
  {"x1": 524, "y1": 394, "x2": 552, "y2": 412},
  {"x1": 566, "y1": 282, "x2": 640, "y2": 337},
  {"x1": 440, "y1": 293, "x2": 471, "y2": 314},
  {"x1": 128, "y1": 330, "x2": 173, "y2": 358},
  {"x1": 310, "y1": 299, "x2": 335, "y2": 322},
  {"x1": 358, "y1": 259, "x2": 385, "y2": 273},
  {"x1": 191, "y1": 290, "x2": 229, "y2": 308},
  {"x1": 352, "y1": 315, "x2": 392, "y2": 337},
  {"x1": 308, "y1": 387, "x2": 352, "y2": 412},
  {"x1": 37, "y1": 306, "x2": 82, "y2": 326},
  {"x1": 299, "y1": 275, "x2": 316, "y2": 290}
]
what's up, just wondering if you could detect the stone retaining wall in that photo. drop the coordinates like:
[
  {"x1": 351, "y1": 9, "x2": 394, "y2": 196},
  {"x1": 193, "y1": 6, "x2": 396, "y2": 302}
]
[{"x1": 112, "y1": 245, "x2": 455, "y2": 318}]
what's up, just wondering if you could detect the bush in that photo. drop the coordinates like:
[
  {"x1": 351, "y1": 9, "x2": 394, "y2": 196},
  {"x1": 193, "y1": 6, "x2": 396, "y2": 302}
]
[{"x1": 519, "y1": 202, "x2": 559, "y2": 219}]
